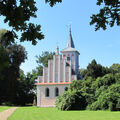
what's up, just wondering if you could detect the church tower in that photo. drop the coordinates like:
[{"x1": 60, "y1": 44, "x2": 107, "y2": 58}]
[{"x1": 61, "y1": 27, "x2": 80, "y2": 75}]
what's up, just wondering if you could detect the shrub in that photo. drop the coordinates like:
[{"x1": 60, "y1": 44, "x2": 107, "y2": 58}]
[
  {"x1": 88, "y1": 84, "x2": 120, "y2": 111},
  {"x1": 56, "y1": 90, "x2": 87, "y2": 110}
]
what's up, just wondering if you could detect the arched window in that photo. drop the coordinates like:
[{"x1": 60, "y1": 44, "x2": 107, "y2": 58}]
[
  {"x1": 45, "y1": 88, "x2": 49, "y2": 97},
  {"x1": 64, "y1": 87, "x2": 68, "y2": 91},
  {"x1": 55, "y1": 87, "x2": 59, "y2": 97}
]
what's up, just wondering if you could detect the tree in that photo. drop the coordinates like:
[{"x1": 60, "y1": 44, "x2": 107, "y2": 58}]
[
  {"x1": 56, "y1": 78, "x2": 94, "y2": 111},
  {"x1": 45, "y1": 0, "x2": 62, "y2": 7},
  {"x1": 16, "y1": 72, "x2": 36, "y2": 105},
  {"x1": 79, "y1": 68, "x2": 87, "y2": 78},
  {"x1": 110, "y1": 64, "x2": 120, "y2": 73},
  {"x1": 35, "y1": 51, "x2": 55, "y2": 76},
  {"x1": 0, "y1": 29, "x2": 9, "y2": 74},
  {"x1": 90, "y1": 0, "x2": 120, "y2": 31},
  {"x1": 0, "y1": 44, "x2": 27, "y2": 104},
  {"x1": 0, "y1": 47, "x2": 9, "y2": 74},
  {"x1": 36, "y1": 51, "x2": 55, "y2": 67},
  {"x1": 56, "y1": 90, "x2": 87, "y2": 110},
  {"x1": 0, "y1": 29, "x2": 27, "y2": 104},
  {"x1": 88, "y1": 84, "x2": 120, "y2": 111},
  {"x1": 92, "y1": 73, "x2": 116, "y2": 89},
  {"x1": 0, "y1": 0, "x2": 63, "y2": 45},
  {"x1": 84, "y1": 59, "x2": 110, "y2": 79}
]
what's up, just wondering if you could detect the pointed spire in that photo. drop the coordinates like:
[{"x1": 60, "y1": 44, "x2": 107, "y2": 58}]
[
  {"x1": 66, "y1": 25, "x2": 75, "y2": 48},
  {"x1": 56, "y1": 46, "x2": 59, "y2": 55}
]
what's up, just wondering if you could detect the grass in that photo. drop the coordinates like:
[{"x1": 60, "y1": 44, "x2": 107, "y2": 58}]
[
  {"x1": 8, "y1": 107, "x2": 120, "y2": 120},
  {"x1": 0, "y1": 106, "x2": 11, "y2": 112}
]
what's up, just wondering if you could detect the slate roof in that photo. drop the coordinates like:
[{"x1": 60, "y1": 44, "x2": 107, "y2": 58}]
[
  {"x1": 61, "y1": 28, "x2": 79, "y2": 54},
  {"x1": 66, "y1": 28, "x2": 75, "y2": 48}
]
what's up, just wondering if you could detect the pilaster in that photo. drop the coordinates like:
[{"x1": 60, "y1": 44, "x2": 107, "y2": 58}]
[
  {"x1": 64, "y1": 59, "x2": 66, "y2": 82},
  {"x1": 48, "y1": 60, "x2": 50, "y2": 83},
  {"x1": 37, "y1": 86, "x2": 40, "y2": 107},
  {"x1": 53, "y1": 55, "x2": 56, "y2": 83},
  {"x1": 43, "y1": 67, "x2": 45, "y2": 83},
  {"x1": 58, "y1": 55, "x2": 61, "y2": 82},
  {"x1": 69, "y1": 60, "x2": 72, "y2": 82}
]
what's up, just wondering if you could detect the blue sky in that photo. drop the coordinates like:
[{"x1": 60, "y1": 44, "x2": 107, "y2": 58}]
[{"x1": 0, "y1": 0, "x2": 120, "y2": 74}]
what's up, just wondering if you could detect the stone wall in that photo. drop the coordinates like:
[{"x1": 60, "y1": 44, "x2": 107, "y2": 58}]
[{"x1": 37, "y1": 84, "x2": 69, "y2": 107}]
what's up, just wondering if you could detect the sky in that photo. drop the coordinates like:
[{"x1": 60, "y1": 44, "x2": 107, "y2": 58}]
[{"x1": 0, "y1": 0, "x2": 120, "y2": 74}]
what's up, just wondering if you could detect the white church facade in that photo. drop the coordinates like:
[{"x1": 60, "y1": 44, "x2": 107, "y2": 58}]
[{"x1": 36, "y1": 28, "x2": 80, "y2": 107}]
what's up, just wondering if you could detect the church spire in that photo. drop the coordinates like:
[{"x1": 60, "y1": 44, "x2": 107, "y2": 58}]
[
  {"x1": 56, "y1": 46, "x2": 59, "y2": 55},
  {"x1": 66, "y1": 25, "x2": 75, "y2": 48}
]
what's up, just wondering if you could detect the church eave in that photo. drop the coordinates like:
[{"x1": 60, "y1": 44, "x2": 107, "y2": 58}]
[
  {"x1": 35, "y1": 82, "x2": 71, "y2": 85},
  {"x1": 61, "y1": 48, "x2": 80, "y2": 55}
]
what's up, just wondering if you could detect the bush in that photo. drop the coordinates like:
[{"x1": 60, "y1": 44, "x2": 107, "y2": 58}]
[
  {"x1": 56, "y1": 73, "x2": 120, "y2": 111},
  {"x1": 88, "y1": 84, "x2": 120, "y2": 111},
  {"x1": 92, "y1": 74, "x2": 115, "y2": 89},
  {"x1": 87, "y1": 101, "x2": 100, "y2": 110},
  {"x1": 56, "y1": 90, "x2": 87, "y2": 110}
]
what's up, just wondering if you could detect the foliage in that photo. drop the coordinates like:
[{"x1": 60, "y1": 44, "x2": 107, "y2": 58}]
[
  {"x1": 90, "y1": 0, "x2": 120, "y2": 30},
  {"x1": 88, "y1": 73, "x2": 120, "y2": 111},
  {"x1": 0, "y1": 29, "x2": 27, "y2": 105},
  {"x1": 0, "y1": 0, "x2": 63, "y2": 45},
  {"x1": 110, "y1": 64, "x2": 120, "y2": 73},
  {"x1": 69, "y1": 80, "x2": 83, "y2": 91},
  {"x1": 0, "y1": 0, "x2": 45, "y2": 45},
  {"x1": 92, "y1": 73, "x2": 116, "y2": 89},
  {"x1": 56, "y1": 59, "x2": 120, "y2": 111},
  {"x1": 15, "y1": 72, "x2": 37, "y2": 105},
  {"x1": 115, "y1": 73, "x2": 120, "y2": 84},
  {"x1": 45, "y1": 0, "x2": 62, "y2": 7},
  {"x1": 81, "y1": 59, "x2": 112, "y2": 79},
  {"x1": 69, "y1": 78, "x2": 95, "y2": 105},
  {"x1": 36, "y1": 51, "x2": 55, "y2": 67},
  {"x1": 34, "y1": 51, "x2": 55, "y2": 76},
  {"x1": 79, "y1": 68, "x2": 87, "y2": 78},
  {"x1": 8, "y1": 107, "x2": 120, "y2": 120},
  {"x1": 0, "y1": 29, "x2": 12, "y2": 47},
  {"x1": 0, "y1": 46, "x2": 9, "y2": 73},
  {"x1": 56, "y1": 78, "x2": 95, "y2": 110},
  {"x1": 56, "y1": 90, "x2": 87, "y2": 110},
  {"x1": 88, "y1": 84, "x2": 120, "y2": 111},
  {"x1": 0, "y1": 44, "x2": 27, "y2": 104}
]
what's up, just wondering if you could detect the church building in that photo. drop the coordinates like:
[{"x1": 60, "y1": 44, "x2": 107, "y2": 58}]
[{"x1": 36, "y1": 28, "x2": 80, "y2": 107}]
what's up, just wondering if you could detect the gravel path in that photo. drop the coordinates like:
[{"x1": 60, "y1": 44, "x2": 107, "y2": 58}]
[{"x1": 0, "y1": 107, "x2": 18, "y2": 120}]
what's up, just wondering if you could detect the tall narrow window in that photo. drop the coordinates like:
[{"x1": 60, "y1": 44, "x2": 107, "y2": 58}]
[
  {"x1": 67, "y1": 57, "x2": 70, "y2": 61},
  {"x1": 45, "y1": 88, "x2": 49, "y2": 97},
  {"x1": 55, "y1": 73, "x2": 58, "y2": 82},
  {"x1": 55, "y1": 87, "x2": 59, "y2": 97}
]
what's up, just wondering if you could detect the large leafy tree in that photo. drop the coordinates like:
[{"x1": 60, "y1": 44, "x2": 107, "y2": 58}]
[
  {"x1": 0, "y1": 29, "x2": 27, "y2": 104},
  {"x1": 90, "y1": 0, "x2": 120, "y2": 30},
  {"x1": 0, "y1": 0, "x2": 62, "y2": 45},
  {"x1": 0, "y1": 29, "x2": 10, "y2": 80},
  {"x1": 82, "y1": 59, "x2": 111, "y2": 79},
  {"x1": 0, "y1": 44, "x2": 27, "y2": 104}
]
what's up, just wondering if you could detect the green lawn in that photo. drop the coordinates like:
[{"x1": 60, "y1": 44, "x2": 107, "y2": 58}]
[
  {"x1": 0, "y1": 106, "x2": 11, "y2": 112},
  {"x1": 8, "y1": 107, "x2": 120, "y2": 120}
]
